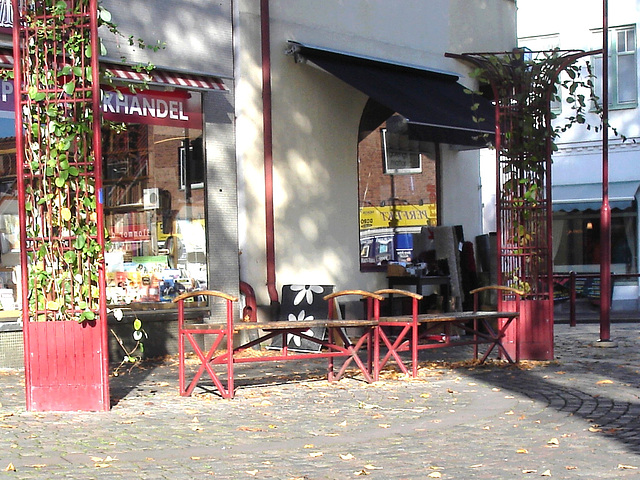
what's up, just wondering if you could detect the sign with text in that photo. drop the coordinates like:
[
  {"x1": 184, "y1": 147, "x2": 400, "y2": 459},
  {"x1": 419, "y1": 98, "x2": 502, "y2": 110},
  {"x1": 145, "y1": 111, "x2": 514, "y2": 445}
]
[
  {"x1": 101, "y1": 88, "x2": 202, "y2": 129},
  {"x1": 359, "y1": 204, "x2": 437, "y2": 230}
]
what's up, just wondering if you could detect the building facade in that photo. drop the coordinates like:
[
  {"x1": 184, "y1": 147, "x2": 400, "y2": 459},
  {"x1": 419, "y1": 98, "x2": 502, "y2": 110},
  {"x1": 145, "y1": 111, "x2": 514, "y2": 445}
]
[{"x1": 0, "y1": 0, "x2": 517, "y2": 362}]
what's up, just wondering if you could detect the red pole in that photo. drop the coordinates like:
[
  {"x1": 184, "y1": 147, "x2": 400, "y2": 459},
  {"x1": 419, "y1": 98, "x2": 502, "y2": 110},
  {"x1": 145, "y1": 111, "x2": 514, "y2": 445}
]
[
  {"x1": 600, "y1": 0, "x2": 611, "y2": 342},
  {"x1": 260, "y1": 0, "x2": 279, "y2": 307},
  {"x1": 569, "y1": 271, "x2": 576, "y2": 327}
]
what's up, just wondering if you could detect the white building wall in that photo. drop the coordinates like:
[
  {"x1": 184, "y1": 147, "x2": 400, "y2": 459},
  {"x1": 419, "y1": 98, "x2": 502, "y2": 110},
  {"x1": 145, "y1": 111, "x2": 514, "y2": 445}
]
[{"x1": 236, "y1": 0, "x2": 517, "y2": 308}]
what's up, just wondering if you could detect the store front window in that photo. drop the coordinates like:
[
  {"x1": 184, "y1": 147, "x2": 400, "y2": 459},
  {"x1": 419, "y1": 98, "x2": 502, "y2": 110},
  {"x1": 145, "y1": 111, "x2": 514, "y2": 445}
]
[
  {"x1": 553, "y1": 210, "x2": 636, "y2": 273},
  {"x1": 102, "y1": 88, "x2": 207, "y2": 305},
  {"x1": 0, "y1": 81, "x2": 208, "y2": 310},
  {"x1": 358, "y1": 113, "x2": 438, "y2": 272}
]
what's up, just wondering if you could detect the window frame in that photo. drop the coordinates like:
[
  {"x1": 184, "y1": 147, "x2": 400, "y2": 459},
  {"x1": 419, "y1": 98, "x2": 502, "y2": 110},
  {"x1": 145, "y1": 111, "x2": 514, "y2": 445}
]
[{"x1": 592, "y1": 24, "x2": 638, "y2": 110}]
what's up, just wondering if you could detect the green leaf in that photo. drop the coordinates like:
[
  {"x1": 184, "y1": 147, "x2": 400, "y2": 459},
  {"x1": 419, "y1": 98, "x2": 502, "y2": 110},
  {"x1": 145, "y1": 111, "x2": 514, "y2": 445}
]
[
  {"x1": 63, "y1": 81, "x2": 76, "y2": 95},
  {"x1": 133, "y1": 318, "x2": 142, "y2": 331}
]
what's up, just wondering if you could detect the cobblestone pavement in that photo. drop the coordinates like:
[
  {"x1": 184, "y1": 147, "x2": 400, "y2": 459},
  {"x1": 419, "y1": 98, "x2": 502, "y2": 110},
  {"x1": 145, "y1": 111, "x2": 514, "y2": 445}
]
[{"x1": 2, "y1": 323, "x2": 640, "y2": 479}]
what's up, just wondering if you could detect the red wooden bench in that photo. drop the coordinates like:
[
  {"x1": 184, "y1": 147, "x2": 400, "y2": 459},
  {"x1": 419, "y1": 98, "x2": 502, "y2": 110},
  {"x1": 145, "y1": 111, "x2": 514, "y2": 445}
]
[
  {"x1": 175, "y1": 289, "x2": 383, "y2": 398},
  {"x1": 374, "y1": 285, "x2": 523, "y2": 378}
]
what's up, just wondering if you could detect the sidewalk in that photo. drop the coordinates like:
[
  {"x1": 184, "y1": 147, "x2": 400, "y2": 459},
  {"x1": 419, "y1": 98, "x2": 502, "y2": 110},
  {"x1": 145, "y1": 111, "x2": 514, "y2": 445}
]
[{"x1": 1, "y1": 323, "x2": 640, "y2": 479}]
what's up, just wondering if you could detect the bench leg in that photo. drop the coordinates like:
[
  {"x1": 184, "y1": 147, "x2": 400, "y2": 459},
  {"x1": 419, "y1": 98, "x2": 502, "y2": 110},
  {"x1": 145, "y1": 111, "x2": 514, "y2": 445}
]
[{"x1": 182, "y1": 331, "x2": 233, "y2": 398}]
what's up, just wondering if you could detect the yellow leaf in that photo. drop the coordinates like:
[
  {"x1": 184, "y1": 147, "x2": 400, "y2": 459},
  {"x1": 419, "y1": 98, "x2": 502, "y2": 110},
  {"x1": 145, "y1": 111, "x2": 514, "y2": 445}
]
[
  {"x1": 363, "y1": 464, "x2": 382, "y2": 470},
  {"x1": 303, "y1": 444, "x2": 314, "y2": 449},
  {"x1": 190, "y1": 457, "x2": 201, "y2": 461},
  {"x1": 588, "y1": 426, "x2": 602, "y2": 432},
  {"x1": 547, "y1": 438, "x2": 559, "y2": 445},
  {"x1": 379, "y1": 424, "x2": 391, "y2": 429},
  {"x1": 516, "y1": 448, "x2": 529, "y2": 454},
  {"x1": 420, "y1": 393, "x2": 431, "y2": 398},
  {"x1": 565, "y1": 466, "x2": 577, "y2": 470},
  {"x1": 522, "y1": 469, "x2": 537, "y2": 474},
  {"x1": 354, "y1": 469, "x2": 370, "y2": 476},
  {"x1": 309, "y1": 452, "x2": 323, "y2": 458},
  {"x1": 246, "y1": 470, "x2": 258, "y2": 476},
  {"x1": 617, "y1": 464, "x2": 638, "y2": 470},
  {"x1": 46, "y1": 300, "x2": 60, "y2": 311},
  {"x1": 427, "y1": 472, "x2": 442, "y2": 478},
  {"x1": 596, "y1": 379, "x2": 614, "y2": 385},
  {"x1": 339, "y1": 453, "x2": 355, "y2": 460},
  {"x1": 4, "y1": 463, "x2": 15, "y2": 472},
  {"x1": 61, "y1": 207, "x2": 72, "y2": 222},
  {"x1": 541, "y1": 469, "x2": 551, "y2": 476}
]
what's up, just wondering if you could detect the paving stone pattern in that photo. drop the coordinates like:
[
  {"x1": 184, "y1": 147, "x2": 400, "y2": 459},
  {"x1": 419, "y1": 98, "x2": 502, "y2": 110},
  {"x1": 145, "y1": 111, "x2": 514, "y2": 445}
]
[{"x1": 1, "y1": 323, "x2": 640, "y2": 479}]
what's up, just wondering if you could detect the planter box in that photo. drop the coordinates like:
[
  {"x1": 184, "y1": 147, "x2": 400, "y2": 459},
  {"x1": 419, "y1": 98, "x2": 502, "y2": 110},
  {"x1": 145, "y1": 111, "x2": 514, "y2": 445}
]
[
  {"x1": 502, "y1": 298, "x2": 554, "y2": 361},
  {"x1": 24, "y1": 321, "x2": 110, "y2": 411}
]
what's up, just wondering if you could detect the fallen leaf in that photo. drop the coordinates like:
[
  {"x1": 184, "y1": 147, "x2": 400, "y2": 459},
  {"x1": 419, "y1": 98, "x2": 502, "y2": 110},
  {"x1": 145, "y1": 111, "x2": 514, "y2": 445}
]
[
  {"x1": 303, "y1": 444, "x2": 314, "y2": 449},
  {"x1": 340, "y1": 453, "x2": 355, "y2": 460},
  {"x1": 522, "y1": 470, "x2": 537, "y2": 474},
  {"x1": 363, "y1": 464, "x2": 382, "y2": 470},
  {"x1": 469, "y1": 464, "x2": 483, "y2": 468},
  {"x1": 555, "y1": 371, "x2": 566, "y2": 375},
  {"x1": 427, "y1": 472, "x2": 442, "y2": 478},
  {"x1": 237, "y1": 426, "x2": 265, "y2": 432},
  {"x1": 246, "y1": 470, "x2": 258, "y2": 476},
  {"x1": 379, "y1": 424, "x2": 391, "y2": 429},
  {"x1": 541, "y1": 470, "x2": 551, "y2": 476},
  {"x1": 565, "y1": 466, "x2": 577, "y2": 470},
  {"x1": 309, "y1": 452, "x2": 323, "y2": 457},
  {"x1": 596, "y1": 379, "x2": 614, "y2": 385},
  {"x1": 505, "y1": 410, "x2": 515, "y2": 415},
  {"x1": 516, "y1": 448, "x2": 529, "y2": 454},
  {"x1": 339, "y1": 420, "x2": 348, "y2": 427},
  {"x1": 617, "y1": 464, "x2": 638, "y2": 470},
  {"x1": 547, "y1": 438, "x2": 559, "y2": 446},
  {"x1": 4, "y1": 463, "x2": 15, "y2": 472},
  {"x1": 420, "y1": 393, "x2": 431, "y2": 398},
  {"x1": 354, "y1": 469, "x2": 370, "y2": 476},
  {"x1": 28, "y1": 464, "x2": 46, "y2": 469},
  {"x1": 191, "y1": 457, "x2": 201, "y2": 460},
  {"x1": 588, "y1": 426, "x2": 603, "y2": 433}
]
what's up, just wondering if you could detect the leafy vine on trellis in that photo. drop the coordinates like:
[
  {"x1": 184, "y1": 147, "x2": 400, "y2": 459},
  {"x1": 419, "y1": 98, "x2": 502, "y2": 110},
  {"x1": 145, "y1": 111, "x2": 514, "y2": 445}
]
[{"x1": 18, "y1": 1, "x2": 161, "y2": 329}]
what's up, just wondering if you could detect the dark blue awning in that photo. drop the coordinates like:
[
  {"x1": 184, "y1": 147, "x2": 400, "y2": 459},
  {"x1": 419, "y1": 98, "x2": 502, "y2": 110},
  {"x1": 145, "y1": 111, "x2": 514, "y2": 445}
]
[
  {"x1": 288, "y1": 41, "x2": 494, "y2": 147},
  {"x1": 552, "y1": 181, "x2": 639, "y2": 211}
]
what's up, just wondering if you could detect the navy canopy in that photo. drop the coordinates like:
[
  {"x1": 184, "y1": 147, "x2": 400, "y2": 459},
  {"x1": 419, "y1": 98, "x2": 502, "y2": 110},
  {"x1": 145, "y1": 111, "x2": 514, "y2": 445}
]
[{"x1": 289, "y1": 41, "x2": 494, "y2": 146}]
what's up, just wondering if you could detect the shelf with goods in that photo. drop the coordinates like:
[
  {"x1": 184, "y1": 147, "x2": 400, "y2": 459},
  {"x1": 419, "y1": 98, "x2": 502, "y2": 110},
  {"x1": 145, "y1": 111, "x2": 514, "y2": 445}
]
[{"x1": 102, "y1": 124, "x2": 149, "y2": 210}]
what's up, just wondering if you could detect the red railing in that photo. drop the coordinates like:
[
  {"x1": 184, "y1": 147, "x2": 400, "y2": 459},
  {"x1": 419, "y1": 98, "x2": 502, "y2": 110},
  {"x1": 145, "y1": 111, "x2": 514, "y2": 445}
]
[{"x1": 553, "y1": 272, "x2": 640, "y2": 327}]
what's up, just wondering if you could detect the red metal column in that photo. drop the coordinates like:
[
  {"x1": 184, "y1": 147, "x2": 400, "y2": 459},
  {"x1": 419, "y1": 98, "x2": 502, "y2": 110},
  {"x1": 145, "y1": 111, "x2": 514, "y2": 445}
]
[
  {"x1": 599, "y1": 0, "x2": 612, "y2": 342},
  {"x1": 13, "y1": 0, "x2": 109, "y2": 411}
]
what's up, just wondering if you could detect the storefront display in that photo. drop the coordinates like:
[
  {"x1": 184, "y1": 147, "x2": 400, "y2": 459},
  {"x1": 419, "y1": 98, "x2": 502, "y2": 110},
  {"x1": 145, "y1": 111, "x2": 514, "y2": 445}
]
[{"x1": 0, "y1": 80, "x2": 209, "y2": 310}]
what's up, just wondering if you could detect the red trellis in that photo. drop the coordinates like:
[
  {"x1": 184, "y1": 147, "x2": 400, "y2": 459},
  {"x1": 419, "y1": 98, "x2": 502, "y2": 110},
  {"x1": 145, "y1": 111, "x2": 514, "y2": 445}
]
[
  {"x1": 448, "y1": 49, "x2": 595, "y2": 360},
  {"x1": 13, "y1": 0, "x2": 109, "y2": 410}
]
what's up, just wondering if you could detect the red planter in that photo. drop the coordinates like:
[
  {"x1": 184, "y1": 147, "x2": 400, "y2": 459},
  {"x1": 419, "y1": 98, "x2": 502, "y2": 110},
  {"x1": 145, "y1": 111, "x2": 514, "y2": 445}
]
[
  {"x1": 24, "y1": 321, "x2": 110, "y2": 411},
  {"x1": 501, "y1": 299, "x2": 554, "y2": 361}
]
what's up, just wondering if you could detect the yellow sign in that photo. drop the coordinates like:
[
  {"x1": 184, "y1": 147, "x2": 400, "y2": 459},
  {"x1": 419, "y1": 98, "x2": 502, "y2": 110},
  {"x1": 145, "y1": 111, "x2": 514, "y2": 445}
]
[{"x1": 359, "y1": 204, "x2": 436, "y2": 230}]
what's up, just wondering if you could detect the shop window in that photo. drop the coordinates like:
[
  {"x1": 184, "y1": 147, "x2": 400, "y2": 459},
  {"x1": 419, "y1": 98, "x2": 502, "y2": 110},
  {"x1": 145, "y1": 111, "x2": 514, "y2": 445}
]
[
  {"x1": 358, "y1": 112, "x2": 438, "y2": 272},
  {"x1": 553, "y1": 211, "x2": 636, "y2": 273},
  {"x1": 102, "y1": 88, "x2": 207, "y2": 305},
  {"x1": 0, "y1": 81, "x2": 209, "y2": 311}
]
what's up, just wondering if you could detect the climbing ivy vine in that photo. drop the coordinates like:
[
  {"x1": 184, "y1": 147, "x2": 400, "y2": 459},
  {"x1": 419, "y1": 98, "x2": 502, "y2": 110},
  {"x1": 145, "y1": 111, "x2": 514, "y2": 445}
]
[{"x1": 15, "y1": 1, "x2": 160, "y2": 323}]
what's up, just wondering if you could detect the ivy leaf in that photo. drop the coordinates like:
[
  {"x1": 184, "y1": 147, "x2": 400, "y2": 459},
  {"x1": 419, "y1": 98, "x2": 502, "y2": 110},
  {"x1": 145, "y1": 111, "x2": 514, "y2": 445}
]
[
  {"x1": 63, "y1": 81, "x2": 76, "y2": 95},
  {"x1": 60, "y1": 207, "x2": 72, "y2": 222}
]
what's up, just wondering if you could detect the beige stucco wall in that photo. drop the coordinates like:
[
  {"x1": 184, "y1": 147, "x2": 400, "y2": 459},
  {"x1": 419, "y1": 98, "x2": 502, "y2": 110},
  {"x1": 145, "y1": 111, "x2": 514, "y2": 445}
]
[{"x1": 236, "y1": 0, "x2": 517, "y2": 309}]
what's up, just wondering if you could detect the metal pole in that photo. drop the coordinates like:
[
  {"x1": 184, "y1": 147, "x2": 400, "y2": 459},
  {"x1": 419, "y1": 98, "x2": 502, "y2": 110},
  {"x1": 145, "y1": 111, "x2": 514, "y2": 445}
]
[{"x1": 599, "y1": 0, "x2": 612, "y2": 342}]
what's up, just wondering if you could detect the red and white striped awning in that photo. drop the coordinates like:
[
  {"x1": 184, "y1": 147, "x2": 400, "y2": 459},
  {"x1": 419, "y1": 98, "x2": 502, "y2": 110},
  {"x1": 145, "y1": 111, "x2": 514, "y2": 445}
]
[
  {"x1": 0, "y1": 51, "x2": 227, "y2": 92},
  {"x1": 103, "y1": 64, "x2": 228, "y2": 92}
]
